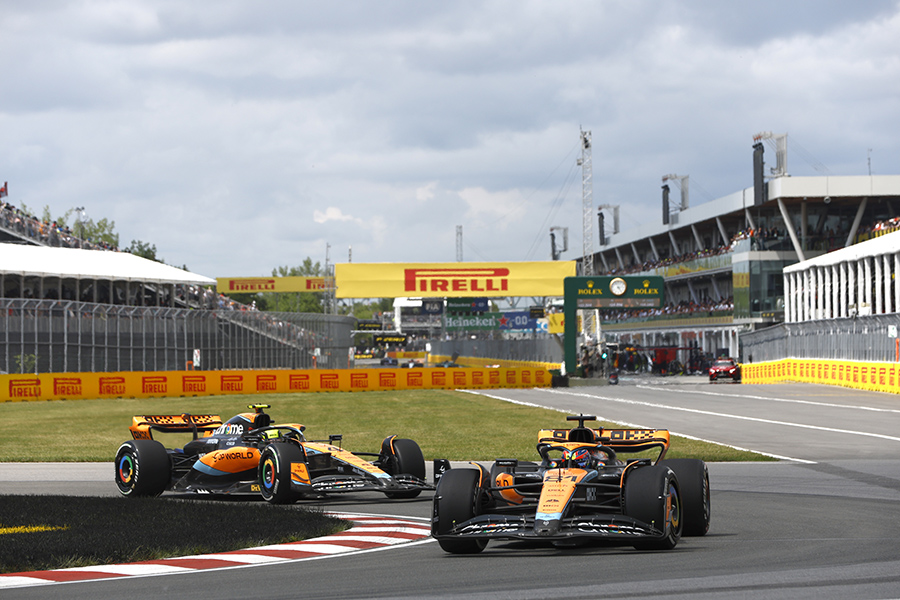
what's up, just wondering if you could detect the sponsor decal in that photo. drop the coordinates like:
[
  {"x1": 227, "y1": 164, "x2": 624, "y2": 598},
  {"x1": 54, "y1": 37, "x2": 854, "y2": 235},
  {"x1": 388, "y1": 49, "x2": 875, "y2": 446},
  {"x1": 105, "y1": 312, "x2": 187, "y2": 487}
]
[
  {"x1": 405, "y1": 267, "x2": 509, "y2": 294},
  {"x1": 489, "y1": 370, "x2": 500, "y2": 385},
  {"x1": 9, "y1": 379, "x2": 41, "y2": 399},
  {"x1": 182, "y1": 375, "x2": 206, "y2": 393},
  {"x1": 452, "y1": 371, "x2": 466, "y2": 386},
  {"x1": 100, "y1": 376, "x2": 126, "y2": 395},
  {"x1": 472, "y1": 371, "x2": 484, "y2": 385},
  {"x1": 506, "y1": 371, "x2": 516, "y2": 384},
  {"x1": 407, "y1": 371, "x2": 423, "y2": 387},
  {"x1": 217, "y1": 276, "x2": 335, "y2": 293},
  {"x1": 142, "y1": 376, "x2": 167, "y2": 394},
  {"x1": 431, "y1": 371, "x2": 446, "y2": 386},
  {"x1": 256, "y1": 374, "x2": 277, "y2": 392},
  {"x1": 379, "y1": 372, "x2": 397, "y2": 387},
  {"x1": 522, "y1": 370, "x2": 531, "y2": 385},
  {"x1": 320, "y1": 373, "x2": 340, "y2": 389},
  {"x1": 350, "y1": 373, "x2": 368, "y2": 389},
  {"x1": 53, "y1": 377, "x2": 82, "y2": 397},
  {"x1": 220, "y1": 374, "x2": 243, "y2": 392},
  {"x1": 214, "y1": 423, "x2": 244, "y2": 435},
  {"x1": 289, "y1": 374, "x2": 310, "y2": 391}
]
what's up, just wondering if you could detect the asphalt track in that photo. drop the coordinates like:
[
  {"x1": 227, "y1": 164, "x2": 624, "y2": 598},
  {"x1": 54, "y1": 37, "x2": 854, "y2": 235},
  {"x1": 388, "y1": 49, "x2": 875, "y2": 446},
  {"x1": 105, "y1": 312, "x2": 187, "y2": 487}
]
[{"x1": 3, "y1": 376, "x2": 900, "y2": 599}]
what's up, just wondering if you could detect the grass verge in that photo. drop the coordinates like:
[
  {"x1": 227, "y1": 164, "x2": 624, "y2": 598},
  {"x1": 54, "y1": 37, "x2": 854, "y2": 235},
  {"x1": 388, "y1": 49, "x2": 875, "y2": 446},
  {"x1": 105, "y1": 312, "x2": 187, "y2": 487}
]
[
  {"x1": 0, "y1": 495, "x2": 346, "y2": 574},
  {"x1": 0, "y1": 389, "x2": 772, "y2": 462}
]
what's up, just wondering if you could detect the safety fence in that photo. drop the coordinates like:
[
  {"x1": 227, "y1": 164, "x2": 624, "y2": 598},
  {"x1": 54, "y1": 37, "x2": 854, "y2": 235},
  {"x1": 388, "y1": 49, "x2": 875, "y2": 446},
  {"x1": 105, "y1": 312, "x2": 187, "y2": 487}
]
[
  {"x1": 430, "y1": 338, "x2": 563, "y2": 366},
  {"x1": 0, "y1": 299, "x2": 355, "y2": 374},
  {"x1": 740, "y1": 313, "x2": 900, "y2": 364},
  {"x1": 0, "y1": 366, "x2": 552, "y2": 402},
  {"x1": 742, "y1": 358, "x2": 900, "y2": 395}
]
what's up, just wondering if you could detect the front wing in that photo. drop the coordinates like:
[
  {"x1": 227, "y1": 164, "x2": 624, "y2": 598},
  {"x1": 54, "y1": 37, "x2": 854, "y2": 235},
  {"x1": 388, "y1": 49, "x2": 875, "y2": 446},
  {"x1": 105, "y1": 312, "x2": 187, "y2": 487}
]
[
  {"x1": 307, "y1": 473, "x2": 432, "y2": 495},
  {"x1": 433, "y1": 513, "x2": 666, "y2": 543}
]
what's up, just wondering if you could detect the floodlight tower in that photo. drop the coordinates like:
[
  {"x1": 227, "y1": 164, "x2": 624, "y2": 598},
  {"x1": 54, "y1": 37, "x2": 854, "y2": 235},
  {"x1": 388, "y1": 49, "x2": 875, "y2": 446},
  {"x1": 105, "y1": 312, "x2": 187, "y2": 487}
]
[
  {"x1": 579, "y1": 129, "x2": 594, "y2": 278},
  {"x1": 578, "y1": 129, "x2": 596, "y2": 343},
  {"x1": 456, "y1": 225, "x2": 463, "y2": 261}
]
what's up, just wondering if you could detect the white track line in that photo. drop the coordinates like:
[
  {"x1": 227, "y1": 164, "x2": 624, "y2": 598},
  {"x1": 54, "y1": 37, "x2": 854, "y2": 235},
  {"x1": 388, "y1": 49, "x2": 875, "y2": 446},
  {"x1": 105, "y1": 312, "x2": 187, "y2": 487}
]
[{"x1": 461, "y1": 388, "x2": 814, "y2": 463}]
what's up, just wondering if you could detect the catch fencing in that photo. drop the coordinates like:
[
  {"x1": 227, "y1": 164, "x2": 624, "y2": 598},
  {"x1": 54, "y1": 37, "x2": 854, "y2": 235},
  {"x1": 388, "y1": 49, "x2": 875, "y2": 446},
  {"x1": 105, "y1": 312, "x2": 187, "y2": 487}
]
[
  {"x1": 1, "y1": 299, "x2": 355, "y2": 374},
  {"x1": 741, "y1": 313, "x2": 900, "y2": 364},
  {"x1": 430, "y1": 337, "x2": 563, "y2": 366}
]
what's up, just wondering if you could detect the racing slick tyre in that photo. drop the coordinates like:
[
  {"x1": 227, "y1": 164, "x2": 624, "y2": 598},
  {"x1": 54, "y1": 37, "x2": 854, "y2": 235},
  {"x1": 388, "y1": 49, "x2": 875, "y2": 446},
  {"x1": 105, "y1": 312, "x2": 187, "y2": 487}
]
[
  {"x1": 381, "y1": 437, "x2": 426, "y2": 499},
  {"x1": 661, "y1": 458, "x2": 710, "y2": 536},
  {"x1": 115, "y1": 440, "x2": 171, "y2": 497},
  {"x1": 433, "y1": 468, "x2": 487, "y2": 554},
  {"x1": 258, "y1": 442, "x2": 304, "y2": 504},
  {"x1": 623, "y1": 465, "x2": 682, "y2": 550}
]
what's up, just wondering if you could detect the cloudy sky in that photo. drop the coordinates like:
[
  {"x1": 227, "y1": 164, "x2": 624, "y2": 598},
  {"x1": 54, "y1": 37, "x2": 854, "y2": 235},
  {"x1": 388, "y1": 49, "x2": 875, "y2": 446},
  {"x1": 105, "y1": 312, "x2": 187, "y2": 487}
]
[{"x1": 2, "y1": 1, "x2": 899, "y2": 278}]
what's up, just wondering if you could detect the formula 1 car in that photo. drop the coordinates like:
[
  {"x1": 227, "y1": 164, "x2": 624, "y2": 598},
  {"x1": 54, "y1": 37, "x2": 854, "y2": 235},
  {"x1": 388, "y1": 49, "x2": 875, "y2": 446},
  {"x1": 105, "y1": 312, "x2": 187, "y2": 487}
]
[
  {"x1": 115, "y1": 404, "x2": 432, "y2": 503},
  {"x1": 709, "y1": 358, "x2": 741, "y2": 383},
  {"x1": 432, "y1": 415, "x2": 710, "y2": 553}
]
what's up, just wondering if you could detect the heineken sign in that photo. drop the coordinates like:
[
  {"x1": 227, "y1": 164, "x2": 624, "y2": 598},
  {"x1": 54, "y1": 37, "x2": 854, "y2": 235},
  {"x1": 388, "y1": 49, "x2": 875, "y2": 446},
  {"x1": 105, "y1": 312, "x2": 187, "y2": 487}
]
[{"x1": 444, "y1": 311, "x2": 538, "y2": 331}]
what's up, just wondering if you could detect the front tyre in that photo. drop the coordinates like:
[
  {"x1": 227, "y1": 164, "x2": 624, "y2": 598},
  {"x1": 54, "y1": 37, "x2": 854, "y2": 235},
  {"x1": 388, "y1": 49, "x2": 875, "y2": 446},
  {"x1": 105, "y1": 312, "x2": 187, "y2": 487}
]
[
  {"x1": 433, "y1": 468, "x2": 487, "y2": 554},
  {"x1": 381, "y1": 437, "x2": 426, "y2": 499},
  {"x1": 258, "y1": 442, "x2": 305, "y2": 504},
  {"x1": 115, "y1": 440, "x2": 171, "y2": 497},
  {"x1": 661, "y1": 458, "x2": 710, "y2": 536},
  {"x1": 624, "y1": 465, "x2": 682, "y2": 550}
]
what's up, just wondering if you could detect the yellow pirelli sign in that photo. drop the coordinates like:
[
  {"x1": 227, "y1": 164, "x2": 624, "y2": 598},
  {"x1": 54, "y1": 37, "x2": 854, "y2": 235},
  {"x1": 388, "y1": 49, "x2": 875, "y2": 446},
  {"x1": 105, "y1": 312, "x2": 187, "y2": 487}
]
[
  {"x1": 334, "y1": 261, "x2": 576, "y2": 298},
  {"x1": 217, "y1": 277, "x2": 334, "y2": 293}
]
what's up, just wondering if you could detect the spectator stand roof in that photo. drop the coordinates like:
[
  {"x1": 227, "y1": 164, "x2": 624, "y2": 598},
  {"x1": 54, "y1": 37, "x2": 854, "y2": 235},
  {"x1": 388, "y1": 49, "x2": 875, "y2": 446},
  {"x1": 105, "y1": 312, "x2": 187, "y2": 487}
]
[{"x1": 0, "y1": 243, "x2": 216, "y2": 286}]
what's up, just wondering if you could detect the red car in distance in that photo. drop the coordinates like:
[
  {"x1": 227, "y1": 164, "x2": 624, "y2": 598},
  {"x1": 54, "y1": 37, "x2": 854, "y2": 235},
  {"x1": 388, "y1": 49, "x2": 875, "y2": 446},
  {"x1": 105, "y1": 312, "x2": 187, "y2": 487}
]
[{"x1": 709, "y1": 358, "x2": 741, "y2": 383}]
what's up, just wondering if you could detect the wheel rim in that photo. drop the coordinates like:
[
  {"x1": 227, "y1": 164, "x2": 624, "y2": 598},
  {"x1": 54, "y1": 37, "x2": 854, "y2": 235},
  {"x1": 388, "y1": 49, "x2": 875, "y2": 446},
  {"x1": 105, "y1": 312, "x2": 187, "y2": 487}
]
[
  {"x1": 261, "y1": 456, "x2": 277, "y2": 490},
  {"x1": 667, "y1": 482, "x2": 681, "y2": 533},
  {"x1": 118, "y1": 454, "x2": 134, "y2": 485}
]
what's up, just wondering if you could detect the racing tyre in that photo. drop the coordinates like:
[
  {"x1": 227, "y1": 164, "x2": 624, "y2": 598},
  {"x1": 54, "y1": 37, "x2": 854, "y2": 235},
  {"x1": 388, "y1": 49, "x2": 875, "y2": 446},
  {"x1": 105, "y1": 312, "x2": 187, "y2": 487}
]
[
  {"x1": 433, "y1": 468, "x2": 487, "y2": 554},
  {"x1": 381, "y1": 437, "x2": 426, "y2": 499},
  {"x1": 115, "y1": 440, "x2": 171, "y2": 497},
  {"x1": 661, "y1": 458, "x2": 710, "y2": 536},
  {"x1": 258, "y1": 442, "x2": 304, "y2": 504},
  {"x1": 624, "y1": 465, "x2": 682, "y2": 550}
]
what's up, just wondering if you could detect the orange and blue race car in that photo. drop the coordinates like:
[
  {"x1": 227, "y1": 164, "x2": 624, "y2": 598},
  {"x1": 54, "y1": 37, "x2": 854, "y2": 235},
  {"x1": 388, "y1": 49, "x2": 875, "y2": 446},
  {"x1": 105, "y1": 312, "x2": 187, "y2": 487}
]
[
  {"x1": 115, "y1": 404, "x2": 431, "y2": 502},
  {"x1": 432, "y1": 414, "x2": 710, "y2": 553}
]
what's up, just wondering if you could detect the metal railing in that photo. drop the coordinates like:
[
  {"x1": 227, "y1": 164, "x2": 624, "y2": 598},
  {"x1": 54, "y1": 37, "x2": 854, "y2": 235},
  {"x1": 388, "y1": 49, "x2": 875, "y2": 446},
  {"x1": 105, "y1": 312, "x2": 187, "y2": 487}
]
[
  {"x1": 1, "y1": 299, "x2": 355, "y2": 374},
  {"x1": 741, "y1": 313, "x2": 900, "y2": 364}
]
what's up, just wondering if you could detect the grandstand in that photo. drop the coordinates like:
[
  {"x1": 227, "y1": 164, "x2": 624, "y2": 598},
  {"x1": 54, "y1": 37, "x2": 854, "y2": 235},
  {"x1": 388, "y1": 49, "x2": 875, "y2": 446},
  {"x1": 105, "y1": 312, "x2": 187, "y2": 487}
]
[
  {"x1": 0, "y1": 202, "x2": 354, "y2": 375},
  {"x1": 587, "y1": 142, "x2": 900, "y2": 365}
]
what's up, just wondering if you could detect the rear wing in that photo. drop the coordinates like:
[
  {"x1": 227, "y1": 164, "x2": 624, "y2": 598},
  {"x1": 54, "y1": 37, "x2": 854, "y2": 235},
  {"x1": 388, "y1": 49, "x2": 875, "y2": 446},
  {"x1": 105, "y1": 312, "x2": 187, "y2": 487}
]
[
  {"x1": 130, "y1": 414, "x2": 223, "y2": 441},
  {"x1": 537, "y1": 427, "x2": 670, "y2": 460}
]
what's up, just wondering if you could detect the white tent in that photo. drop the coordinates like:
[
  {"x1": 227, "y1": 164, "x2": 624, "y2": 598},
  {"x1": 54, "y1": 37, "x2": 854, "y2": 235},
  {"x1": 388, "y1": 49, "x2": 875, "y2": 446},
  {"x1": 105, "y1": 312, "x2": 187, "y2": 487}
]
[{"x1": 0, "y1": 243, "x2": 215, "y2": 285}]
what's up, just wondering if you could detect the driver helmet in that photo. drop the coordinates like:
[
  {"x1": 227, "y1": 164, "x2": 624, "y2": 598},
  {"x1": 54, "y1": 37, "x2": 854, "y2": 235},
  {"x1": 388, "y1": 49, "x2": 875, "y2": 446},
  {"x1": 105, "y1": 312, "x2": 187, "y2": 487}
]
[{"x1": 566, "y1": 448, "x2": 593, "y2": 469}]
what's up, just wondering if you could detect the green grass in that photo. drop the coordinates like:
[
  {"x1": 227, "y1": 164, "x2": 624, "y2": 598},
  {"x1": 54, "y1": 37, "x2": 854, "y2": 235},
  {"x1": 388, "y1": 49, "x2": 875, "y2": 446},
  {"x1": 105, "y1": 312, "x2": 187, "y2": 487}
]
[
  {"x1": 0, "y1": 495, "x2": 346, "y2": 574},
  {"x1": 0, "y1": 390, "x2": 771, "y2": 462}
]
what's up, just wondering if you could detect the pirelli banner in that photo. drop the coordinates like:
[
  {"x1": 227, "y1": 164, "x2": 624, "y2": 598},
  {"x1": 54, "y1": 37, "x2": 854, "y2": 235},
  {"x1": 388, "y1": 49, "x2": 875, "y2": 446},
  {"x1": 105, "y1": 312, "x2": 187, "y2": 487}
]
[
  {"x1": 217, "y1": 277, "x2": 334, "y2": 293},
  {"x1": 1, "y1": 367, "x2": 551, "y2": 402},
  {"x1": 334, "y1": 261, "x2": 576, "y2": 298},
  {"x1": 743, "y1": 358, "x2": 900, "y2": 395}
]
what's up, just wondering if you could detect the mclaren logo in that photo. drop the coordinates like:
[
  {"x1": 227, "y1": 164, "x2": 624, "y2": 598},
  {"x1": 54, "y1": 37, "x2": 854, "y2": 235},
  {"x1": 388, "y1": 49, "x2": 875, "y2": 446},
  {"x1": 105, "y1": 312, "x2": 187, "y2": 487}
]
[{"x1": 404, "y1": 268, "x2": 510, "y2": 293}]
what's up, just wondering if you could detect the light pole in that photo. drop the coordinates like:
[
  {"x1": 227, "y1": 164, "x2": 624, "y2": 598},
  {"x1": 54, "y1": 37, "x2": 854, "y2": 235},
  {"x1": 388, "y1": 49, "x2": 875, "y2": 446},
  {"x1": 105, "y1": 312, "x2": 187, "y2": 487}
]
[{"x1": 74, "y1": 206, "x2": 85, "y2": 248}]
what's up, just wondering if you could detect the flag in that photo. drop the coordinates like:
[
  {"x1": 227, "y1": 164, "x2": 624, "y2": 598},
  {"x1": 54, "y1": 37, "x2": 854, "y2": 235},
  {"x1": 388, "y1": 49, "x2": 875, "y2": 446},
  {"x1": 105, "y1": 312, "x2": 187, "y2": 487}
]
[{"x1": 0, "y1": 182, "x2": 7, "y2": 198}]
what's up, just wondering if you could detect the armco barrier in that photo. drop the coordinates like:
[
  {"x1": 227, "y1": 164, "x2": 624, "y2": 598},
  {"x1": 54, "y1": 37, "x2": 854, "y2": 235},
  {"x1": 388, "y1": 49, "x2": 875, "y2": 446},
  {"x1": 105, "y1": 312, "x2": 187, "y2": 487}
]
[
  {"x1": 0, "y1": 367, "x2": 552, "y2": 402},
  {"x1": 742, "y1": 358, "x2": 900, "y2": 395}
]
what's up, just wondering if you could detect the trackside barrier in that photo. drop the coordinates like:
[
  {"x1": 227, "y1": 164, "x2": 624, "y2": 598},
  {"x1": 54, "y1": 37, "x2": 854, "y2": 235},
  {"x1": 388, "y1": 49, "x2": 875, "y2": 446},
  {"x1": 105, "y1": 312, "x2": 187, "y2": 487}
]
[
  {"x1": 429, "y1": 354, "x2": 560, "y2": 371},
  {"x1": 0, "y1": 367, "x2": 552, "y2": 402},
  {"x1": 742, "y1": 359, "x2": 900, "y2": 395}
]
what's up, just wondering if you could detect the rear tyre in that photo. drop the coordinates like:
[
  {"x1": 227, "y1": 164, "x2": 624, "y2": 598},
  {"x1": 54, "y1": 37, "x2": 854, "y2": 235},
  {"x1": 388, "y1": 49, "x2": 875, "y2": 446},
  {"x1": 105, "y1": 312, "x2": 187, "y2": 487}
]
[
  {"x1": 661, "y1": 458, "x2": 710, "y2": 536},
  {"x1": 115, "y1": 440, "x2": 171, "y2": 497},
  {"x1": 433, "y1": 468, "x2": 487, "y2": 554},
  {"x1": 258, "y1": 442, "x2": 304, "y2": 504},
  {"x1": 381, "y1": 437, "x2": 425, "y2": 499},
  {"x1": 624, "y1": 465, "x2": 682, "y2": 550}
]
